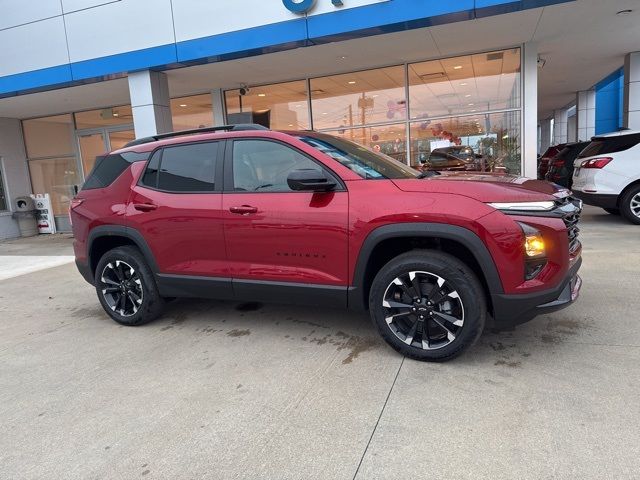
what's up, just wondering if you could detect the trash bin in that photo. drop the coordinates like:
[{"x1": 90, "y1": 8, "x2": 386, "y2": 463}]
[{"x1": 11, "y1": 196, "x2": 38, "y2": 237}]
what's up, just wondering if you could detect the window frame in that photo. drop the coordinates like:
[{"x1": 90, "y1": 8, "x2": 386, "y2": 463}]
[
  {"x1": 137, "y1": 140, "x2": 224, "y2": 194},
  {"x1": 222, "y1": 138, "x2": 346, "y2": 194}
]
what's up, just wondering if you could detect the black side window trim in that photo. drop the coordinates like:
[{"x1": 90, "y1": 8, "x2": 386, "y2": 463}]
[
  {"x1": 222, "y1": 137, "x2": 347, "y2": 193},
  {"x1": 137, "y1": 140, "x2": 224, "y2": 194}
]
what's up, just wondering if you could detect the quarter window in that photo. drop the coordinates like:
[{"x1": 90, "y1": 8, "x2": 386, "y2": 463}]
[{"x1": 232, "y1": 140, "x2": 325, "y2": 192}]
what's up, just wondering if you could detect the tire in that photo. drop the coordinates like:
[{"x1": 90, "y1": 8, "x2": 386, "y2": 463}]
[
  {"x1": 620, "y1": 185, "x2": 640, "y2": 225},
  {"x1": 94, "y1": 246, "x2": 165, "y2": 326},
  {"x1": 603, "y1": 208, "x2": 620, "y2": 215},
  {"x1": 369, "y1": 250, "x2": 486, "y2": 362}
]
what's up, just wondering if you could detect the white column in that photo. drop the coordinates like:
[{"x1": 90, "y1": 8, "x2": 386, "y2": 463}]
[
  {"x1": 576, "y1": 90, "x2": 596, "y2": 141},
  {"x1": 553, "y1": 108, "x2": 568, "y2": 145},
  {"x1": 522, "y1": 42, "x2": 538, "y2": 178},
  {"x1": 211, "y1": 89, "x2": 225, "y2": 126},
  {"x1": 624, "y1": 52, "x2": 640, "y2": 130},
  {"x1": 128, "y1": 70, "x2": 173, "y2": 138},
  {"x1": 539, "y1": 118, "x2": 552, "y2": 153}
]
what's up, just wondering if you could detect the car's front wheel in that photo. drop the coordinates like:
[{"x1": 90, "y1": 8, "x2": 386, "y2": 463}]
[
  {"x1": 94, "y1": 246, "x2": 165, "y2": 326},
  {"x1": 369, "y1": 250, "x2": 486, "y2": 362},
  {"x1": 620, "y1": 185, "x2": 640, "y2": 225}
]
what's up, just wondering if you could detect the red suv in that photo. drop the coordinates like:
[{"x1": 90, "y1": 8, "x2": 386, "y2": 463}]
[{"x1": 71, "y1": 125, "x2": 583, "y2": 361}]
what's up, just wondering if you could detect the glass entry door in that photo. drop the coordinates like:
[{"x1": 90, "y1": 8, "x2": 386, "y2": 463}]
[
  {"x1": 77, "y1": 126, "x2": 134, "y2": 179},
  {"x1": 78, "y1": 132, "x2": 106, "y2": 177}
]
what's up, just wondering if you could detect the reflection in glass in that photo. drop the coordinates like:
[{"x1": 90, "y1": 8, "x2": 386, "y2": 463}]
[
  {"x1": 23, "y1": 114, "x2": 75, "y2": 158},
  {"x1": 408, "y1": 48, "x2": 521, "y2": 120},
  {"x1": 311, "y1": 66, "x2": 406, "y2": 130},
  {"x1": 75, "y1": 106, "x2": 133, "y2": 129},
  {"x1": 409, "y1": 111, "x2": 521, "y2": 174},
  {"x1": 28, "y1": 157, "x2": 81, "y2": 215},
  {"x1": 324, "y1": 123, "x2": 407, "y2": 164},
  {"x1": 170, "y1": 94, "x2": 214, "y2": 131},
  {"x1": 225, "y1": 81, "x2": 309, "y2": 130}
]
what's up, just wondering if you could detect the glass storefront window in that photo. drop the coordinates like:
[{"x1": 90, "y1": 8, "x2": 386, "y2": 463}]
[
  {"x1": 408, "y1": 48, "x2": 521, "y2": 120},
  {"x1": 171, "y1": 94, "x2": 214, "y2": 131},
  {"x1": 74, "y1": 106, "x2": 133, "y2": 129},
  {"x1": 225, "y1": 80, "x2": 309, "y2": 130},
  {"x1": 311, "y1": 66, "x2": 406, "y2": 130},
  {"x1": 28, "y1": 157, "x2": 81, "y2": 215},
  {"x1": 325, "y1": 123, "x2": 408, "y2": 164},
  {"x1": 22, "y1": 114, "x2": 75, "y2": 158},
  {"x1": 0, "y1": 165, "x2": 7, "y2": 211},
  {"x1": 409, "y1": 111, "x2": 521, "y2": 174}
]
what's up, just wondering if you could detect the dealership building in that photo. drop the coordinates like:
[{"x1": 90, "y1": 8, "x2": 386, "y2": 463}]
[{"x1": 0, "y1": 0, "x2": 638, "y2": 237}]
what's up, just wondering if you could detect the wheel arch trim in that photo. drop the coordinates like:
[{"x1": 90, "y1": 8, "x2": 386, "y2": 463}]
[
  {"x1": 87, "y1": 225, "x2": 160, "y2": 276},
  {"x1": 349, "y1": 223, "x2": 504, "y2": 310}
]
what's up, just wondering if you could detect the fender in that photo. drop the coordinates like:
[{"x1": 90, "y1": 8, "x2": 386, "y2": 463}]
[
  {"x1": 348, "y1": 223, "x2": 504, "y2": 310},
  {"x1": 87, "y1": 225, "x2": 160, "y2": 274}
]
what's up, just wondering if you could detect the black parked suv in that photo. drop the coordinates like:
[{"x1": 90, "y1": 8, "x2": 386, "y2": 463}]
[{"x1": 544, "y1": 141, "x2": 589, "y2": 188}]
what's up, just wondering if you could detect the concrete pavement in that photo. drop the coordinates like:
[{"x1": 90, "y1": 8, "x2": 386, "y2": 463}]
[{"x1": 0, "y1": 206, "x2": 638, "y2": 479}]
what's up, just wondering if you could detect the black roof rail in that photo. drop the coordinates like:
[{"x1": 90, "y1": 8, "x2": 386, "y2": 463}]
[{"x1": 124, "y1": 123, "x2": 269, "y2": 147}]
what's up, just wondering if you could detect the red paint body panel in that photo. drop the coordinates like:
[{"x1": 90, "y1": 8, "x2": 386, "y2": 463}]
[{"x1": 222, "y1": 191, "x2": 349, "y2": 284}]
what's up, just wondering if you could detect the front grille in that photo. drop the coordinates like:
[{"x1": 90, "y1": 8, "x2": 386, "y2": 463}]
[{"x1": 554, "y1": 195, "x2": 583, "y2": 254}]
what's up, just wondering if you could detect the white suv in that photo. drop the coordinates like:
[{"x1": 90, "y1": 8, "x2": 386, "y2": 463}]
[{"x1": 572, "y1": 130, "x2": 640, "y2": 224}]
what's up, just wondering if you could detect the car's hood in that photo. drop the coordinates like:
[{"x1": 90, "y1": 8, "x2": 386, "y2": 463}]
[{"x1": 392, "y1": 173, "x2": 570, "y2": 203}]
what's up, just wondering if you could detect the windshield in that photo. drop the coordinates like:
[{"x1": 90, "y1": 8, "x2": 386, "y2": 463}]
[{"x1": 297, "y1": 133, "x2": 419, "y2": 180}]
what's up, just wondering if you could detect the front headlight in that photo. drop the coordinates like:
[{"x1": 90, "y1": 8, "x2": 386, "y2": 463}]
[
  {"x1": 488, "y1": 201, "x2": 555, "y2": 212},
  {"x1": 518, "y1": 222, "x2": 546, "y2": 257},
  {"x1": 518, "y1": 222, "x2": 547, "y2": 280},
  {"x1": 524, "y1": 235, "x2": 546, "y2": 257}
]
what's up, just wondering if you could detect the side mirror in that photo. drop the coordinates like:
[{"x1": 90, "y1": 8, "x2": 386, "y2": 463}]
[{"x1": 287, "y1": 169, "x2": 336, "y2": 192}]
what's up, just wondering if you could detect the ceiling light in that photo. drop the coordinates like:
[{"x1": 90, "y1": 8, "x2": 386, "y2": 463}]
[
  {"x1": 258, "y1": 93, "x2": 266, "y2": 97},
  {"x1": 348, "y1": 81, "x2": 356, "y2": 85},
  {"x1": 338, "y1": 55, "x2": 348, "y2": 60},
  {"x1": 453, "y1": 66, "x2": 463, "y2": 70},
  {"x1": 465, "y1": 94, "x2": 472, "y2": 98},
  {"x1": 288, "y1": 124, "x2": 294, "y2": 127},
  {"x1": 322, "y1": 112, "x2": 328, "y2": 115},
  {"x1": 179, "y1": 104, "x2": 187, "y2": 107},
  {"x1": 617, "y1": 9, "x2": 633, "y2": 15},
  {"x1": 460, "y1": 82, "x2": 468, "y2": 86},
  {"x1": 471, "y1": 109, "x2": 477, "y2": 112},
  {"x1": 468, "y1": 103, "x2": 474, "y2": 106},
  {"x1": 112, "y1": 113, "x2": 119, "y2": 117}
]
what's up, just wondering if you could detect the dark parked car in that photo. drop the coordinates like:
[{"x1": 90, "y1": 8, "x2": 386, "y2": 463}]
[
  {"x1": 545, "y1": 141, "x2": 590, "y2": 188},
  {"x1": 422, "y1": 146, "x2": 484, "y2": 172},
  {"x1": 538, "y1": 144, "x2": 567, "y2": 179}
]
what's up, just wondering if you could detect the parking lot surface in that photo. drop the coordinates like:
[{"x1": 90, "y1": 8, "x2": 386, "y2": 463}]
[{"x1": 1, "y1": 206, "x2": 639, "y2": 479}]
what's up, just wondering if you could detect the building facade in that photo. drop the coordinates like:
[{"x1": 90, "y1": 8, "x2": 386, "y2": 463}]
[{"x1": 0, "y1": 0, "x2": 638, "y2": 238}]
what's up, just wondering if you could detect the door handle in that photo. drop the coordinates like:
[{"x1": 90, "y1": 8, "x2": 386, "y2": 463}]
[
  {"x1": 133, "y1": 203, "x2": 158, "y2": 212},
  {"x1": 229, "y1": 205, "x2": 258, "y2": 215}
]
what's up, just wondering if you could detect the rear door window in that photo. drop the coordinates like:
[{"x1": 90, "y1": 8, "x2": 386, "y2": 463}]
[
  {"x1": 578, "y1": 134, "x2": 640, "y2": 158},
  {"x1": 140, "y1": 142, "x2": 219, "y2": 192}
]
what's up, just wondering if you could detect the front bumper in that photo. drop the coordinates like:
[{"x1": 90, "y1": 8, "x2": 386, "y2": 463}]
[
  {"x1": 573, "y1": 191, "x2": 618, "y2": 209},
  {"x1": 490, "y1": 257, "x2": 582, "y2": 329}
]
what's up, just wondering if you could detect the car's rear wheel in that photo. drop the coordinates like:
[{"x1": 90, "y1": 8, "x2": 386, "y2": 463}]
[
  {"x1": 620, "y1": 185, "x2": 640, "y2": 225},
  {"x1": 95, "y1": 246, "x2": 165, "y2": 326},
  {"x1": 369, "y1": 250, "x2": 486, "y2": 362},
  {"x1": 603, "y1": 208, "x2": 620, "y2": 215}
]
